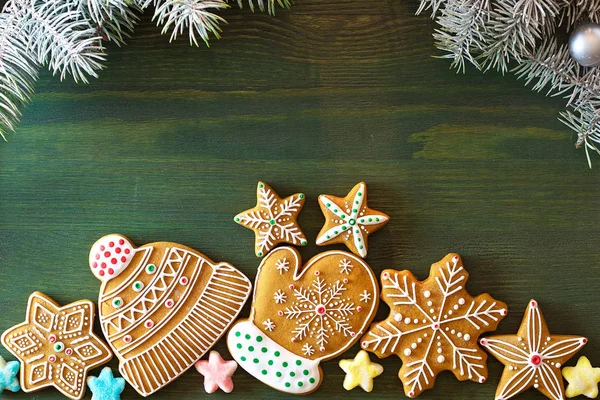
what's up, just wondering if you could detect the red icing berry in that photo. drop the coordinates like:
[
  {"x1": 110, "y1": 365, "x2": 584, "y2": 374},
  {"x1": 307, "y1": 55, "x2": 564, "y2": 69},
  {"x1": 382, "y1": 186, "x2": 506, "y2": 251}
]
[
  {"x1": 121, "y1": 256, "x2": 127, "y2": 262},
  {"x1": 480, "y1": 378, "x2": 485, "y2": 383},
  {"x1": 95, "y1": 253, "x2": 100, "y2": 260},
  {"x1": 502, "y1": 309, "x2": 508, "y2": 315},
  {"x1": 180, "y1": 277, "x2": 189, "y2": 285},
  {"x1": 115, "y1": 247, "x2": 121, "y2": 254},
  {"x1": 165, "y1": 299, "x2": 174, "y2": 308},
  {"x1": 108, "y1": 268, "x2": 114, "y2": 275},
  {"x1": 383, "y1": 272, "x2": 389, "y2": 278},
  {"x1": 319, "y1": 347, "x2": 325, "y2": 352},
  {"x1": 530, "y1": 355, "x2": 541, "y2": 365},
  {"x1": 119, "y1": 239, "x2": 125, "y2": 245},
  {"x1": 124, "y1": 335, "x2": 132, "y2": 343},
  {"x1": 104, "y1": 251, "x2": 111, "y2": 257},
  {"x1": 99, "y1": 270, "x2": 105, "y2": 276},
  {"x1": 583, "y1": 338, "x2": 588, "y2": 344},
  {"x1": 452, "y1": 256, "x2": 459, "y2": 262},
  {"x1": 480, "y1": 339, "x2": 487, "y2": 345},
  {"x1": 343, "y1": 278, "x2": 348, "y2": 283},
  {"x1": 100, "y1": 245, "x2": 105, "y2": 251},
  {"x1": 408, "y1": 391, "x2": 414, "y2": 398},
  {"x1": 124, "y1": 248, "x2": 131, "y2": 254},
  {"x1": 92, "y1": 262, "x2": 97, "y2": 268},
  {"x1": 350, "y1": 332, "x2": 356, "y2": 337},
  {"x1": 111, "y1": 258, "x2": 117, "y2": 265},
  {"x1": 109, "y1": 241, "x2": 114, "y2": 247},
  {"x1": 101, "y1": 262, "x2": 106, "y2": 269},
  {"x1": 145, "y1": 320, "x2": 154, "y2": 328}
]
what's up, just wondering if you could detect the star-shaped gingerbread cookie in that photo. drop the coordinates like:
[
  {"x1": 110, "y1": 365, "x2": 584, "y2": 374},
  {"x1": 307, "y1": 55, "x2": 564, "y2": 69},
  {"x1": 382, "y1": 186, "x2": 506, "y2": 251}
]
[
  {"x1": 1, "y1": 292, "x2": 112, "y2": 400},
  {"x1": 481, "y1": 299, "x2": 587, "y2": 400},
  {"x1": 235, "y1": 181, "x2": 307, "y2": 257},
  {"x1": 316, "y1": 182, "x2": 389, "y2": 258}
]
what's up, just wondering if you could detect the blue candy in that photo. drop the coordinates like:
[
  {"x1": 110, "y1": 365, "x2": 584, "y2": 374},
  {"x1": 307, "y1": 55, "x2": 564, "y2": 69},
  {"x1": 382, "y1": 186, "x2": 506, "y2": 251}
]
[
  {"x1": 87, "y1": 367, "x2": 126, "y2": 400},
  {"x1": 0, "y1": 355, "x2": 20, "y2": 394}
]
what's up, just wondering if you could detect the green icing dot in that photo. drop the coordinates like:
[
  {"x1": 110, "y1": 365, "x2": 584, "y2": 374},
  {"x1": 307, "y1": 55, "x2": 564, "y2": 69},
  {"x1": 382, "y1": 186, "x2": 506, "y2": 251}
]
[
  {"x1": 298, "y1": 382, "x2": 304, "y2": 387},
  {"x1": 358, "y1": 192, "x2": 362, "y2": 196},
  {"x1": 358, "y1": 238, "x2": 361, "y2": 242},
  {"x1": 248, "y1": 346, "x2": 254, "y2": 352},
  {"x1": 259, "y1": 183, "x2": 264, "y2": 188},
  {"x1": 285, "y1": 383, "x2": 291, "y2": 388},
  {"x1": 257, "y1": 252, "x2": 263, "y2": 257},
  {"x1": 236, "y1": 343, "x2": 242, "y2": 349},
  {"x1": 353, "y1": 208, "x2": 357, "y2": 213},
  {"x1": 360, "y1": 219, "x2": 365, "y2": 223},
  {"x1": 303, "y1": 370, "x2": 309, "y2": 376},
  {"x1": 262, "y1": 370, "x2": 268, "y2": 375},
  {"x1": 376, "y1": 217, "x2": 380, "y2": 222},
  {"x1": 241, "y1": 356, "x2": 246, "y2": 362},
  {"x1": 268, "y1": 360, "x2": 274, "y2": 366},
  {"x1": 301, "y1": 240, "x2": 307, "y2": 245},
  {"x1": 341, "y1": 215, "x2": 345, "y2": 219},
  {"x1": 256, "y1": 336, "x2": 263, "y2": 342},
  {"x1": 276, "y1": 372, "x2": 282, "y2": 377},
  {"x1": 360, "y1": 245, "x2": 364, "y2": 249},
  {"x1": 333, "y1": 209, "x2": 338, "y2": 214},
  {"x1": 253, "y1": 358, "x2": 259, "y2": 364},
  {"x1": 282, "y1": 362, "x2": 288, "y2": 368},
  {"x1": 296, "y1": 360, "x2": 302, "y2": 366},
  {"x1": 235, "y1": 217, "x2": 240, "y2": 222},
  {"x1": 309, "y1": 378, "x2": 315, "y2": 384},
  {"x1": 245, "y1": 334, "x2": 251, "y2": 339},
  {"x1": 342, "y1": 226, "x2": 347, "y2": 230},
  {"x1": 290, "y1": 372, "x2": 295, "y2": 377},
  {"x1": 369, "y1": 218, "x2": 373, "y2": 222},
  {"x1": 274, "y1": 351, "x2": 280, "y2": 357},
  {"x1": 326, "y1": 203, "x2": 331, "y2": 207},
  {"x1": 299, "y1": 194, "x2": 304, "y2": 199},
  {"x1": 326, "y1": 235, "x2": 331, "y2": 239},
  {"x1": 269, "y1": 219, "x2": 275, "y2": 225},
  {"x1": 334, "y1": 231, "x2": 338, "y2": 234},
  {"x1": 235, "y1": 332, "x2": 241, "y2": 337},
  {"x1": 261, "y1": 347, "x2": 268, "y2": 353}
]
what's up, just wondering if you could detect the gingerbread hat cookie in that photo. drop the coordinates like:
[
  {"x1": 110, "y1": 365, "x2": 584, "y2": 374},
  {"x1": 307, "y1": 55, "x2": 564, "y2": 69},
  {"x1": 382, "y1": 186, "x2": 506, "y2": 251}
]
[
  {"x1": 89, "y1": 234, "x2": 252, "y2": 396},
  {"x1": 480, "y1": 299, "x2": 587, "y2": 400},
  {"x1": 1, "y1": 292, "x2": 112, "y2": 400},
  {"x1": 227, "y1": 247, "x2": 379, "y2": 394},
  {"x1": 316, "y1": 182, "x2": 389, "y2": 258},
  {"x1": 234, "y1": 181, "x2": 307, "y2": 257},
  {"x1": 361, "y1": 253, "x2": 508, "y2": 397}
]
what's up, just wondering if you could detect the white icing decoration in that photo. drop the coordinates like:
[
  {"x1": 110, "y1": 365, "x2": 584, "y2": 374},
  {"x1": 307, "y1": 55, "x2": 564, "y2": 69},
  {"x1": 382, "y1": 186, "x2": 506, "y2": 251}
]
[
  {"x1": 463, "y1": 334, "x2": 470, "y2": 341},
  {"x1": 338, "y1": 259, "x2": 353, "y2": 274},
  {"x1": 263, "y1": 319, "x2": 276, "y2": 332},
  {"x1": 394, "y1": 313, "x2": 402, "y2": 322},
  {"x1": 424, "y1": 290, "x2": 431, "y2": 298},
  {"x1": 360, "y1": 290, "x2": 371, "y2": 303},
  {"x1": 227, "y1": 321, "x2": 321, "y2": 394},
  {"x1": 404, "y1": 317, "x2": 411, "y2": 324},
  {"x1": 404, "y1": 348, "x2": 412, "y2": 356},
  {"x1": 274, "y1": 290, "x2": 287, "y2": 304},
  {"x1": 316, "y1": 183, "x2": 389, "y2": 258},
  {"x1": 276, "y1": 258, "x2": 290, "y2": 275},
  {"x1": 89, "y1": 234, "x2": 135, "y2": 282},
  {"x1": 437, "y1": 355, "x2": 445, "y2": 363},
  {"x1": 302, "y1": 343, "x2": 315, "y2": 356}
]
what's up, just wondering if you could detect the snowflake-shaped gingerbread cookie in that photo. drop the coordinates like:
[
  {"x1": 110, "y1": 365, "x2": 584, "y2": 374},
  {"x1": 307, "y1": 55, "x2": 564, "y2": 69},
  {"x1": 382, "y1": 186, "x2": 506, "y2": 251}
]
[
  {"x1": 227, "y1": 247, "x2": 379, "y2": 394},
  {"x1": 361, "y1": 253, "x2": 508, "y2": 398}
]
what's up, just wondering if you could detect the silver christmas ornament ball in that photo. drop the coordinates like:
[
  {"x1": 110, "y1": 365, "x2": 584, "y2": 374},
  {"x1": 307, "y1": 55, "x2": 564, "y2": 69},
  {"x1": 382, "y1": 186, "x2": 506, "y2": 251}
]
[{"x1": 569, "y1": 23, "x2": 600, "y2": 67}]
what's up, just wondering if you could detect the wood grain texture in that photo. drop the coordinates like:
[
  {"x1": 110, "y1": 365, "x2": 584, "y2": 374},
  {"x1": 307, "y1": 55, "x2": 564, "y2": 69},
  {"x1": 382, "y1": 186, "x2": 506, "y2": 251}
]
[{"x1": 1, "y1": 0, "x2": 599, "y2": 398}]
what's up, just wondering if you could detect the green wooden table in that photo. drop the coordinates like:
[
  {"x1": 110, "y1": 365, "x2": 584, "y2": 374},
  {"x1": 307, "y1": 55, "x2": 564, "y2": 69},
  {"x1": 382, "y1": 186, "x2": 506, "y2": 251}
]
[{"x1": 1, "y1": 0, "x2": 599, "y2": 398}]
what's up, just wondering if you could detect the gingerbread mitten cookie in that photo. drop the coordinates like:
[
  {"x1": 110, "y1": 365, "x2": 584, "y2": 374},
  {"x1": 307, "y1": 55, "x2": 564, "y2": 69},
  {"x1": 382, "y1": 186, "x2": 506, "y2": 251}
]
[
  {"x1": 316, "y1": 182, "x2": 389, "y2": 258},
  {"x1": 1, "y1": 292, "x2": 112, "y2": 400},
  {"x1": 89, "y1": 234, "x2": 252, "y2": 397},
  {"x1": 227, "y1": 247, "x2": 379, "y2": 394},
  {"x1": 361, "y1": 254, "x2": 508, "y2": 397}
]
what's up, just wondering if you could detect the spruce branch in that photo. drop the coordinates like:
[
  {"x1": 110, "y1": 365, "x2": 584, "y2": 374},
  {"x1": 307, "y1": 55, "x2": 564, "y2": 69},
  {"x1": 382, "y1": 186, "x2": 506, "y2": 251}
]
[{"x1": 229, "y1": 0, "x2": 292, "y2": 15}]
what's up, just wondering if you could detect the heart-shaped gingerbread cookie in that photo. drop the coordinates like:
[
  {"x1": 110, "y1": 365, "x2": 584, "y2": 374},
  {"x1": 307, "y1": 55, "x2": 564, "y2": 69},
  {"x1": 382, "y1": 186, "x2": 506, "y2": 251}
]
[{"x1": 227, "y1": 247, "x2": 379, "y2": 394}]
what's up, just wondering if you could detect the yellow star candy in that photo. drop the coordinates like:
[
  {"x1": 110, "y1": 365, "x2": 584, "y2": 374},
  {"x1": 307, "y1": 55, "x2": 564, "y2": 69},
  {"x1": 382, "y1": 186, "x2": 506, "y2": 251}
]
[
  {"x1": 563, "y1": 356, "x2": 600, "y2": 398},
  {"x1": 339, "y1": 350, "x2": 383, "y2": 392}
]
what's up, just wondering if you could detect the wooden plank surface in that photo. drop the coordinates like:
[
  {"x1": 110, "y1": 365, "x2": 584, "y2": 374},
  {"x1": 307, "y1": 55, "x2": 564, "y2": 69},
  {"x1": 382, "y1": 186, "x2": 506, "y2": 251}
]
[{"x1": 1, "y1": 0, "x2": 599, "y2": 398}]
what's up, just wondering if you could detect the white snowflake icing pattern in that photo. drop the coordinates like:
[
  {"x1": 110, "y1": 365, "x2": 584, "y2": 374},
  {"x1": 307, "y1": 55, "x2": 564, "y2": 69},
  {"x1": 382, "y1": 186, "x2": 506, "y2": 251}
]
[
  {"x1": 360, "y1": 290, "x2": 372, "y2": 303},
  {"x1": 274, "y1": 290, "x2": 287, "y2": 304},
  {"x1": 263, "y1": 319, "x2": 276, "y2": 331},
  {"x1": 276, "y1": 258, "x2": 290, "y2": 275},
  {"x1": 316, "y1": 183, "x2": 389, "y2": 258},
  {"x1": 302, "y1": 343, "x2": 315, "y2": 356},
  {"x1": 236, "y1": 184, "x2": 305, "y2": 255},
  {"x1": 280, "y1": 276, "x2": 356, "y2": 352},
  {"x1": 339, "y1": 258, "x2": 353, "y2": 274},
  {"x1": 362, "y1": 256, "x2": 508, "y2": 398}
]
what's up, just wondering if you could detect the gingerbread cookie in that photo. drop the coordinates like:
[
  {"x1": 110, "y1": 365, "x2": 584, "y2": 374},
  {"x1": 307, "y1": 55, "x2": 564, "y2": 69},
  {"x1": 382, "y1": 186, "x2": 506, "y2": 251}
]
[
  {"x1": 361, "y1": 253, "x2": 508, "y2": 397},
  {"x1": 227, "y1": 246, "x2": 379, "y2": 394},
  {"x1": 316, "y1": 182, "x2": 389, "y2": 258},
  {"x1": 480, "y1": 299, "x2": 587, "y2": 400},
  {"x1": 234, "y1": 181, "x2": 307, "y2": 257},
  {"x1": 1, "y1": 292, "x2": 112, "y2": 400},
  {"x1": 89, "y1": 234, "x2": 252, "y2": 396}
]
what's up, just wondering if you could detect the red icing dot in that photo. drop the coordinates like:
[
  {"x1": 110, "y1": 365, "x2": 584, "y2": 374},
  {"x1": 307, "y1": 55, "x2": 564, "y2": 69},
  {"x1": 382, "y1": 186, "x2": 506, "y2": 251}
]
[
  {"x1": 314, "y1": 271, "x2": 320, "y2": 276},
  {"x1": 452, "y1": 256, "x2": 459, "y2": 262},
  {"x1": 104, "y1": 251, "x2": 111, "y2": 257},
  {"x1": 100, "y1": 245, "x2": 105, "y2": 251},
  {"x1": 119, "y1": 239, "x2": 125, "y2": 245},
  {"x1": 95, "y1": 253, "x2": 100, "y2": 260},
  {"x1": 319, "y1": 347, "x2": 325, "y2": 352},
  {"x1": 343, "y1": 279, "x2": 349, "y2": 283},
  {"x1": 121, "y1": 256, "x2": 127, "y2": 262},
  {"x1": 101, "y1": 262, "x2": 107, "y2": 269},
  {"x1": 180, "y1": 277, "x2": 189, "y2": 285},
  {"x1": 531, "y1": 300, "x2": 537, "y2": 307},
  {"x1": 99, "y1": 270, "x2": 105, "y2": 276},
  {"x1": 289, "y1": 284, "x2": 295, "y2": 290},
  {"x1": 124, "y1": 248, "x2": 131, "y2": 254},
  {"x1": 530, "y1": 355, "x2": 541, "y2": 365},
  {"x1": 583, "y1": 338, "x2": 588, "y2": 344},
  {"x1": 408, "y1": 391, "x2": 414, "y2": 397},
  {"x1": 109, "y1": 241, "x2": 114, "y2": 248},
  {"x1": 145, "y1": 320, "x2": 154, "y2": 328},
  {"x1": 124, "y1": 335, "x2": 132, "y2": 343},
  {"x1": 357, "y1": 306, "x2": 362, "y2": 312},
  {"x1": 111, "y1": 258, "x2": 117, "y2": 265},
  {"x1": 362, "y1": 341, "x2": 367, "y2": 347},
  {"x1": 480, "y1": 339, "x2": 487, "y2": 345},
  {"x1": 115, "y1": 247, "x2": 121, "y2": 254},
  {"x1": 278, "y1": 311, "x2": 284, "y2": 316},
  {"x1": 383, "y1": 272, "x2": 389, "y2": 278},
  {"x1": 480, "y1": 378, "x2": 486, "y2": 383},
  {"x1": 350, "y1": 332, "x2": 356, "y2": 337},
  {"x1": 316, "y1": 306, "x2": 326, "y2": 315},
  {"x1": 92, "y1": 262, "x2": 97, "y2": 268},
  {"x1": 291, "y1": 338, "x2": 296, "y2": 343},
  {"x1": 48, "y1": 355, "x2": 56, "y2": 362},
  {"x1": 108, "y1": 268, "x2": 114, "y2": 275},
  {"x1": 65, "y1": 348, "x2": 73, "y2": 356},
  {"x1": 433, "y1": 323, "x2": 440, "y2": 330},
  {"x1": 502, "y1": 309, "x2": 508, "y2": 315},
  {"x1": 165, "y1": 299, "x2": 174, "y2": 308},
  {"x1": 48, "y1": 334, "x2": 56, "y2": 343}
]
